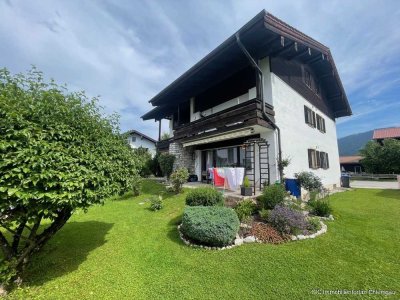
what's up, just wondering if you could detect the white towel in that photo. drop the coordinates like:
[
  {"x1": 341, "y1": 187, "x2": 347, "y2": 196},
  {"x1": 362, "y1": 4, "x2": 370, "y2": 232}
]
[
  {"x1": 224, "y1": 168, "x2": 236, "y2": 191},
  {"x1": 235, "y1": 167, "x2": 245, "y2": 188}
]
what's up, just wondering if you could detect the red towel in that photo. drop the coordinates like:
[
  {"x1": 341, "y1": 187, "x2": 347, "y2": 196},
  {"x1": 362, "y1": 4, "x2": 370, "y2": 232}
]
[{"x1": 213, "y1": 168, "x2": 225, "y2": 186}]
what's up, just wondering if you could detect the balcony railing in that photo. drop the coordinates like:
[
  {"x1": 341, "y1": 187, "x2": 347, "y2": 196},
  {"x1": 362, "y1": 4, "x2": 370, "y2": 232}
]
[{"x1": 173, "y1": 98, "x2": 274, "y2": 141}]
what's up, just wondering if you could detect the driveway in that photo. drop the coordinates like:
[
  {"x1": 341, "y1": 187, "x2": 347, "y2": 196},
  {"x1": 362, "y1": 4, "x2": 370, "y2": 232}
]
[{"x1": 350, "y1": 180, "x2": 399, "y2": 189}]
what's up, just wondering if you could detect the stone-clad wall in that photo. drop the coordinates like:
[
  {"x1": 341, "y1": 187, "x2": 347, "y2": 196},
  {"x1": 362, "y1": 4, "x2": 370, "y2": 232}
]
[{"x1": 169, "y1": 142, "x2": 195, "y2": 173}]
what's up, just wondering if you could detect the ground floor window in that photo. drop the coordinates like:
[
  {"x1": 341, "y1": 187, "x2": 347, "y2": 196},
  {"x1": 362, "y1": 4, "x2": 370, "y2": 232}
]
[
  {"x1": 308, "y1": 149, "x2": 329, "y2": 169},
  {"x1": 202, "y1": 146, "x2": 247, "y2": 170}
]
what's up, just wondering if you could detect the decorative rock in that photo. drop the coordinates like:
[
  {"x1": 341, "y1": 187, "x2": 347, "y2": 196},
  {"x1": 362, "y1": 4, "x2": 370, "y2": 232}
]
[
  {"x1": 243, "y1": 236, "x2": 256, "y2": 243},
  {"x1": 234, "y1": 238, "x2": 243, "y2": 246},
  {"x1": 291, "y1": 236, "x2": 298, "y2": 241},
  {"x1": 297, "y1": 235, "x2": 306, "y2": 240}
]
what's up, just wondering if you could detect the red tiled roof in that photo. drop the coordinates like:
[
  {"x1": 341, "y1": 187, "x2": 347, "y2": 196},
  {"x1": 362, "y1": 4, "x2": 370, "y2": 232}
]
[
  {"x1": 339, "y1": 156, "x2": 363, "y2": 164},
  {"x1": 372, "y1": 127, "x2": 400, "y2": 140}
]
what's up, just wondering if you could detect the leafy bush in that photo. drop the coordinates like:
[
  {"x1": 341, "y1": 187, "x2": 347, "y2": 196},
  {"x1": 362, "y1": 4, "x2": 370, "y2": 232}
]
[
  {"x1": 185, "y1": 187, "x2": 223, "y2": 206},
  {"x1": 150, "y1": 195, "x2": 163, "y2": 211},
  {"x1": 132, "y1": 173, "x2": 143, "y2": 196},
  {"x1": 170, "y1": 168, "x2": 189, "y2": 193},
  {"x1": 181, "y1": 206, "x2": 240, "y2": 247},
  {"x1": 158, "y1": 153, "x2": 175, "y2": 178},
  {"x1": 307, "y1": 217, "x2": 322, "y2": 232},
  {"x1": 242, "y1": 176, "x2": 251, "y2": 188},
  {"x1": 259, "y1": 209, "x2": 271, "y2": 222},
  {"x1": 234, "y1": 200, "x2": 257, "y2": 221},
  {"x1": 133, "y1": 147, "x2": 152, "y2": 177},
  {"x1": 267, "y1": 205, "x2": 308, "y2": 235},
  {"x1": 309, "y1": 200, "x2": 332, "y2": 217},
  {"x1": 295, "y1": 171, "x2": 323, "y2": 192},
  {"x1": 0, "y1": 67, "x2": 142, "y2": 285},
  {"x1": 259, "y1": 184, "x2": 287, "y2": 209},
  {"x1": 148, "y1": 152, "x2": 163, "y2": 177}
]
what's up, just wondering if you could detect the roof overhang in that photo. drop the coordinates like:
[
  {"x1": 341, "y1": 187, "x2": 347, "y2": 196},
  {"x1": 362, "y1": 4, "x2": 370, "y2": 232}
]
[
  {"x1": 142, "y1": 10, "x2": 351, "y2": 121},
  {"x1": 182, "y1": 127, "x2": 255, "y2": 147}
]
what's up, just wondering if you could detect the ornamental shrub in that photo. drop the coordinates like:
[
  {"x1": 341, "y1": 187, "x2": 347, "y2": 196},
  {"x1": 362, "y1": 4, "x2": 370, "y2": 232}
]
[
  {"x1": 295, "y1": 171, "x2": 323, "y2": 192},
  {"x1": 0, "y1": 67, "x2": 142, "y2": 286},
  {"x1": 170, "y1": 168, "x2": 189, "y2": 193},
  {"x1": 259, "y1": 184, "x2": 287, "y2": 209},
  {"x1": 259, "y1": 209, "x2": 271, "y2": 222},
  {"x1": 307, "y1": 217, "x2": 322, "y2": 232},
  {"x1": 185, "y1": 187, "x2": 223, "y2": 206},
  {"x1": 267, "y1": 205, "x2": 309, "y2": 235},
  {"x1": 234, "y1": 200, "x2": 257, "y2": 221},
  {"x1": 242, "y1": 176, "x2": 251, "y2": 188},
  {"x1": 181, "y1": 206, "x2": 240, "y2": 247},
  {"x1": 309, "y1": 199, "x2": 332, "y2": 217},
  {"x1": 150, "y1": 195, "x2": 163, "y2": 211},
  {"x1": 158, "y1": 153, "x2": 175, "y2": 178}
]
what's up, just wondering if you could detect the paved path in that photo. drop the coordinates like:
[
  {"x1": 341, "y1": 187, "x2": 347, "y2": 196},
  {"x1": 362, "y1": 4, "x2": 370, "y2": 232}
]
[{"x1": 350, "y1": 180, "x2": 399, "y2": 189}]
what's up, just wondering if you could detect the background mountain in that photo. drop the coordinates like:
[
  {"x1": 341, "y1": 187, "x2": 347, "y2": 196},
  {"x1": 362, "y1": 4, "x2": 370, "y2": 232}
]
[{"x1": 338, "y1": 130, "x2": 373, "y2": 156}]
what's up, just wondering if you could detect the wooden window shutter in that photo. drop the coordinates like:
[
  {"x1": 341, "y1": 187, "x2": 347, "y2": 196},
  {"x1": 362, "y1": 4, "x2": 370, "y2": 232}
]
[
  {"x1": 308, "y1": 149, "x2": 313, "y2": 168},
  {"x1": 304, "y1": 106, "x2": 309, "y2": 124},
  {"x1": 316, "y1": 151, "x2": 321, "y2": 168},
  {"x1": 325, "y1": 153, "x2": 329, "y2": 169},
  {"x1": 312, "y1": 112, "x2": 316, "y2": 128},
  {"x1": 322, "y1": 118, "x2": 326, "y2": 133}
]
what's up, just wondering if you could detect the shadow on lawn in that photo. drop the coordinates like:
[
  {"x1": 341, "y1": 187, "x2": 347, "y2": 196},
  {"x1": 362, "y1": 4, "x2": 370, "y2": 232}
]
[
  {"x1": 165, "y1": 214, "x2": 183, "y2": 245},
  {"x1": 377, "y1": 189, "x2": 400, "y2": 200},
  {"x1": 22, "y1": 221, "x2": 113, "y2": 287}
]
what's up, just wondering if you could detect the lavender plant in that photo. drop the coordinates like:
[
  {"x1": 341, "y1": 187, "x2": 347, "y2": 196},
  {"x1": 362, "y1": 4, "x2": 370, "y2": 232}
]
[{"x1": 267, "y1": 205, "x2": 309, "y2": 235}]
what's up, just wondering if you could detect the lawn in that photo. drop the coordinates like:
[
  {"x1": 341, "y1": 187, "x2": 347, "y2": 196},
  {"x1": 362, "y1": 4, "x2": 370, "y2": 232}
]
[{"x1": 7, "y1": 181, "x2": 400, "y2": 299}]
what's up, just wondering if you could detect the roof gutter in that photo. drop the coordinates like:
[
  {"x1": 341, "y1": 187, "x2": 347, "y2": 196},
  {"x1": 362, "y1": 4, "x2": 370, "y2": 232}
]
[{"x1": 235, "y1": 32, "x2": 283, "y2": 181}]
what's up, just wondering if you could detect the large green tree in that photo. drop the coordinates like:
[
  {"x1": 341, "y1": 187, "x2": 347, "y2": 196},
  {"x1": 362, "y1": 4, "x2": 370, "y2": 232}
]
[
  {"x1": 0, "y1": 68, "x2": 141, "y2": 287},
  {"x1": 359, "y1": 139, "x2": 400, "y2": 173}
]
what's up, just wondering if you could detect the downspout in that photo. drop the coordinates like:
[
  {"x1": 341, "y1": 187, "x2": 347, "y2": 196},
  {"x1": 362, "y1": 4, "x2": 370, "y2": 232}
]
[{"x1": 235, "y1": 33, "x2": 283, "y2": 181}]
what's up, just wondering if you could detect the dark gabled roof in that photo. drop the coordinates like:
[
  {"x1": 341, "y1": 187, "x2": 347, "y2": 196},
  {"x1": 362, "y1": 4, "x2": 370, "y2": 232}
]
[
  {"x1": 126, "y1": 130, "x2": 157, "y2": 143},
  {"x1": 142, "y1": 10, "x2": 351, "y2": 121},
  {"x1": 373, "y1": 127, "x2": 400, "y2": 140}
]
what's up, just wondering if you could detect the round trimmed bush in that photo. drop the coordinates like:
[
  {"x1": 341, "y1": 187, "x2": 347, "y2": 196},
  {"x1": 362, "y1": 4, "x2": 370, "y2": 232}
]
[
  {"x1": 181, "y1": 206, "x2": 240, "y2": 246},
  {"x1": 185, "y1": 187, "x2": 223, "y2": 206}
]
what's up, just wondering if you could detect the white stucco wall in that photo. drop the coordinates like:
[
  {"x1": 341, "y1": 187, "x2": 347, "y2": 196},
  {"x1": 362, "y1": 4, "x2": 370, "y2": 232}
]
[
  {"x1": 269, "y1": 73, "x2": 341, "y2": 188},
  {"x1": 128, "y1": 133, "x2": 156, "y2": 156}
]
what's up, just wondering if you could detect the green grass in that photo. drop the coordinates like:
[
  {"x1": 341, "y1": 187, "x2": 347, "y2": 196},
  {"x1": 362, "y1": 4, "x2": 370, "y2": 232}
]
[{"x1": 7, "y1": 181, "x2": 400, "y2": 299}]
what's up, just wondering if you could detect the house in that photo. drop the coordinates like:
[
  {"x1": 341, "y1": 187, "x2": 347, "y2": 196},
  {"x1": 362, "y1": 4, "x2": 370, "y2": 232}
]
[
  {"x1": 142, "y1": 10, "x2": 352, "y2": 192},
  {"x1": 340, "y1": 156, "x2": 364, "y2": 173},
  {"x1": 126, "y1": 130, "x2": 157, "y2": 156},
  {"x1": 372, "y1": 127, "x2": 400, "y2": 144}
]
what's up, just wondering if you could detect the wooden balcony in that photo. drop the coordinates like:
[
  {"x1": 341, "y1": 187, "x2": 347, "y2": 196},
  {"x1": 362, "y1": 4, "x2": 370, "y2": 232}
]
[{"x1": 173, "y1": 98, "x2": 275, "y2": 141}]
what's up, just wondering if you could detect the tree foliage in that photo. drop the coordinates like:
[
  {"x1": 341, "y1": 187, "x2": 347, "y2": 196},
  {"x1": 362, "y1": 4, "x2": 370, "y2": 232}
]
[
  {"x1": 158, "y1": 153, "x2": 175, "y2": 178},
  {"x1": 359, "y1": 139, "x2": 400, "y2": 174},
  {"x1": 0, "y1": 67, "x2": 142, "y2": 286}
]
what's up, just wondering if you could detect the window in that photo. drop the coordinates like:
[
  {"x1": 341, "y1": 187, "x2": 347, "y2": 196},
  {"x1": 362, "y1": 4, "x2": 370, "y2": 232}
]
[
  {"x1": 131, "y1": 136, "x2": 136, "y2": 142},
  {"x1": 316, "y1": 114, "x2": 326, "y2": 133},
  {"x1": 308, "y1": 149, "x2": 329, "y2": 169},
  {"x1": 308, "y1": 149, "x2": 318, "y2": 169},
  {"x1": 304, "y1": 106, "x2": 316, "y2": 127},
  {"x1": 304, "y1": 70, "x2": 312, "y2": 88}
]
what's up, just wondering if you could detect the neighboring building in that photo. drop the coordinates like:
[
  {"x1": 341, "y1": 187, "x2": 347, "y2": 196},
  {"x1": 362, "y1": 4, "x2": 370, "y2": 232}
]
[
  {"x1": 141, "y1": 10, "x2": 352, "y2": 191},
  {"x1": 340, "y1": 156, "x2": 364, "y2": 173},
  {"x1": 372, "y1": 127, "x2": 400, "y2": 144},
  {"x1": 126, "y1": 130, "x2": 157, "y2": 156}
]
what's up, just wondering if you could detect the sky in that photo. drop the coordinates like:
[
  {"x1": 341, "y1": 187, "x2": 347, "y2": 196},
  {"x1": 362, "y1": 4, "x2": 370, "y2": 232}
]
[{"x1": 0, "y1": 0, "x2": 399, "y2": 139}]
